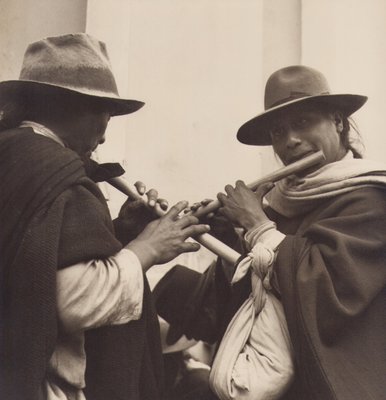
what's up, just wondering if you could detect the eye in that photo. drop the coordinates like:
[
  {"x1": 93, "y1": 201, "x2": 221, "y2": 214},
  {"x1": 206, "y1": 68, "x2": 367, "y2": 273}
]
[
  {"x1": 269, "y1": 126, "x2": 285, "y2": 141},
  {"x1": 292, "y1": 117, "x2": 309, "y2": 129}
]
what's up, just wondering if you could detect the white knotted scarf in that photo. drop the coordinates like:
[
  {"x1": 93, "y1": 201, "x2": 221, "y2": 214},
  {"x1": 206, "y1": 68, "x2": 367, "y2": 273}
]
[{"x1": 267, "y1": 152, "x2": 386, "y2": 217}]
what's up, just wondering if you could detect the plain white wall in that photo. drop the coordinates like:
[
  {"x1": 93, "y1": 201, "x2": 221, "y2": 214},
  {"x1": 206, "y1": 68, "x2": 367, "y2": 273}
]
[
  {"x1": 302, "y1": 0, "x2": 386, "y2": 163},
  {"x1": 0, "y1": 0, "x2": 87, "y2": 81},
  {"x1": 88, "y1": 1, "x2": 265, "y2": 210},
  {"x1": 87, "y1": 0, "x2": 304, "y2": 217}
]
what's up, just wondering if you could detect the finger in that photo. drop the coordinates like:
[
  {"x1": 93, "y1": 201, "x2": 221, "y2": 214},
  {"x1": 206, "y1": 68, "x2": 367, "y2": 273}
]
[
  {"x1": 176, "y1": 215, "x2": 199, "y2": 229},
  {"x1": 182, "y1": 224, "x2": 211, "y2": 239},
  {"x1": 224, "y1": 184, "x2": 235, "y2": 196},
  {"x1": 164, "y1": 200, "x2": 189, "y2": 220},
  {"x1": 235, "y1": 180, "x2": 257, "y2": 199},
  {"x1": 134, "y1": 181, "x2": 146, "y2": 195},
  {"x1": 157, "y1": 198, "x2": 169, "y2": 211},
  {"x1": 190, "y1": 202, "x2": 202, "y2": 211},
  {"x1": 146, "y1": 188, "x2": 158, "y2": 207},
  {"x1": 235, "y1": 180, "x2": 248, "y2": 190},
  {"x1": 201, "y1": 198, "x2": 213, "y2": 206},
  {"x1": 176, "y1": 241, "x2": 201, "y2": 254},
  {"x1": 217, "y1": 192, "x2": 232, "y2": 208},
  {"x1": 154, "y1": 202, "x2": 167, "y2": 216},
  {"x1": 217, "y1": 192, "x2": 227, "y2": 205},
  {"x1": 255, "y1": 182, "x2": 275, "y2": 199}
]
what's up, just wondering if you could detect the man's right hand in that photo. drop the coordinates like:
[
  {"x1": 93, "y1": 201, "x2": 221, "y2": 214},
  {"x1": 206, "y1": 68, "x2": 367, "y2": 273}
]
[
  {"x1": 186, "y1": 199, "x2": 241, "y2": 249},
  {"x1": 126, "y1": 201, "x2": 210, "y2": 271}
]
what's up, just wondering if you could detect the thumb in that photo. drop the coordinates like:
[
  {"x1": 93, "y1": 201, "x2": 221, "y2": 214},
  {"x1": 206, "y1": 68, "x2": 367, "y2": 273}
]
[{"x1": 254, "y1": 182, "x2": 275, "y2": 200}]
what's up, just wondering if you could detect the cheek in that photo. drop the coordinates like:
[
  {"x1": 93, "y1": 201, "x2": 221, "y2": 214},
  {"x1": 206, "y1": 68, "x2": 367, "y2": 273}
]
[
  {"x1": 97, "y1": 115, "x2": 110, "y2": 136},
  {"x1": 272, "y1": 142, "x2": 287, "y2": 164},
  {"x1": 314, "y1": 129, "x2": 342, "y2": 162}
]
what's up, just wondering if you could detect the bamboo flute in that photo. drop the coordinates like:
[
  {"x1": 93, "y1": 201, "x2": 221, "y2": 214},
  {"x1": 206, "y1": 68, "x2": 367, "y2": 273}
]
[
  {"x1": 108, "y1": 150, "x2": 324, "y2": 264},
  {"x1": 191, "y1": 150, "x2": 325, "y2": 218},
  {"x1": 107, "y1": 177, "x2": 242, "y2": 264}
]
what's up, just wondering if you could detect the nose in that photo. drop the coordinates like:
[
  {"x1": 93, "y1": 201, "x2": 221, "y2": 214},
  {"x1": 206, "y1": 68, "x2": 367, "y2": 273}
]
[
  {"x1": 286, "y1": 129, "x2": 302, "y2": 149},
  {"x1": 98, "y1": 135, "x2": 106, "y2": 145}
]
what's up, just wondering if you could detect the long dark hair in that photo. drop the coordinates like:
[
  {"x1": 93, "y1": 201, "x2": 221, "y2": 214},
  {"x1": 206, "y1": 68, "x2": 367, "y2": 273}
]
[
  {"x1": 309, "y1": 101, "x2": 365, "y2": 159},
  {"x1": 270, "y1": 101, "x2": 366, "y2": 164},
  {"x1": 341, "y1": 116, "x2": 364, "y2": 159}
]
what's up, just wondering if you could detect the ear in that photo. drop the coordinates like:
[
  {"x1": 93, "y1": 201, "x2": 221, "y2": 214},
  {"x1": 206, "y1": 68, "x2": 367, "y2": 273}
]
[{"x1": 333, "y1": 112, "x2": 344, "y2": 133}]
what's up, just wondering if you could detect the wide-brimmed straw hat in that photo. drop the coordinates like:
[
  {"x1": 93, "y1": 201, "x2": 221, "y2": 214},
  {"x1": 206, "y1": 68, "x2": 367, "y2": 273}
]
[
  {"x1": 237, "y1": 65, "x2": 367, "y2": 145},
  {"x1": 0, "y1": 33, "x2": 144, "y2": 116}
]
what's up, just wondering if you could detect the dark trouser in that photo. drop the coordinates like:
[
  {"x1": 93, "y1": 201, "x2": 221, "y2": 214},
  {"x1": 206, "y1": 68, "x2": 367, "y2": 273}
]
[{"x1": 169, "y1": 368, "x2": 218, "y2": 400}]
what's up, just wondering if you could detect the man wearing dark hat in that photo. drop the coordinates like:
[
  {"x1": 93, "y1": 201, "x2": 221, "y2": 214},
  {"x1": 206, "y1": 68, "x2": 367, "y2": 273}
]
[
  {"x1": 0, "y1": 33, "x2": 210, "y2": 400},
  {"x1": 154, "y1": 66, "x2": 386, "y2": 399}
]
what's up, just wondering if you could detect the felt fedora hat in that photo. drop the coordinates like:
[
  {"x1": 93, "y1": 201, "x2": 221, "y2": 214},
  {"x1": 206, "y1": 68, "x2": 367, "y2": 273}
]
[
  {"x1": 0, "y1": 33, "x2": 144, "y2": 116},
  {"x1": 237, "y1": 65, "x2": 367, "y2": 145}
]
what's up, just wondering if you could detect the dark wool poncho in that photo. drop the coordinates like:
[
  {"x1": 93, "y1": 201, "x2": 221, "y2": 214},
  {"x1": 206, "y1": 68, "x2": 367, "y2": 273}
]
[
  {"x1": 270, "y1": 186, "x2": 386, "y2": 400},
  {"x1": 155, "y1": 185, "x2": 386, "y2": 400},
  {"x1": 0, "y1": 128, "x2": 163, "y2": 400}
]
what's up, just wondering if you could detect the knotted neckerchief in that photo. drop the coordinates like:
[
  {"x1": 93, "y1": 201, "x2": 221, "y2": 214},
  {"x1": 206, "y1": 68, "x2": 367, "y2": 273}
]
[{"x1": 267, "y1": 152, "x2": 386, "y2": 218}]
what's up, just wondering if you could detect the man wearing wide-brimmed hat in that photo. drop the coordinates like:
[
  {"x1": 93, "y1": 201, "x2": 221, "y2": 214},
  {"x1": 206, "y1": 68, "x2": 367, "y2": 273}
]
[
  {"x1": 215, "y1": 65, "x2": 386, "y2": 399},
  {"x1": 153, "y1": 66, "x2": 386, "y2": 400},
  {"x1": 0, "y1": 33, "x2": 209, "y2": 400}
]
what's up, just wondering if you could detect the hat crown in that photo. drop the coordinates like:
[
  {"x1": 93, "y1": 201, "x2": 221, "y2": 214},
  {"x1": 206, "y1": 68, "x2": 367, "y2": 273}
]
[
  {"x1": 19, "y1": 33, "x2": 119, "y2": 98},
  {"x1": 237, "y1": 65, "x2": 367, "y2": 146},
  {"x1": 264, "y1": 65, "x2": 331, "y2": 110},
  {"x1": 0, "y1": 33, "x2": 145, "y2": 116}
]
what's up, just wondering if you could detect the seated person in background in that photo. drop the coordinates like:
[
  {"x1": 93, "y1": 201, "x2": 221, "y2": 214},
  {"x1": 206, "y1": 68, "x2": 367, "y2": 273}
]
[
  {"x1": 146, "y1": 247, "x2": 218, "y2": 400},
  {"x1": 154, "y1": 65, "x2": 386, "y2": 400},
  {"x1": 0, "y1": 33, "x2": 209, "y2": 400}
]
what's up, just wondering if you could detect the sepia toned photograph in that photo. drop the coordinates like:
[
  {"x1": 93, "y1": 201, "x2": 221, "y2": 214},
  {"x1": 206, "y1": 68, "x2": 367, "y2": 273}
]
[{"x1": 0, "y1": 1, "x2": 385, "y2": 399}]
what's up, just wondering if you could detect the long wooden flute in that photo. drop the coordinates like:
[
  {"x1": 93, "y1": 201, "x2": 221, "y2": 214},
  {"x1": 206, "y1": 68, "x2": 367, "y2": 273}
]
[
  {"x1": 191, "y1": 150, "x2": 325, "y2": 218},
  {"x1": 107, "y1": 177, "x2": 242, "y2": 264},
  {"x1": 108, "y1": 150, "x2": 324, "y2": 264}
]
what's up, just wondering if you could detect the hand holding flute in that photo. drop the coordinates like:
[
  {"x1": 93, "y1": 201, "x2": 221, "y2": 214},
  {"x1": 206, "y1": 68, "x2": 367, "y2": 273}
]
[
  {"x1": 190, "y1": 151, "x2": 324, "y2": 219},
  {"x1": 210, "y1": 152, "x2": 325, "y2": 243},
  {"x1": 112, "y1": 183, "x2": 211, "y2": 271},
  {"x1": 125, "y1": 200, "x2": 210, "y2": 271},
  {"x1": 110, "y1": 178, "x2": 242, "y2": 264},
  {"x1": 109, "y1": 151, "x2": 324, "y2": 265},
  {"x1": 216, "y1": 181, "x2": 273, "y2": 231}
]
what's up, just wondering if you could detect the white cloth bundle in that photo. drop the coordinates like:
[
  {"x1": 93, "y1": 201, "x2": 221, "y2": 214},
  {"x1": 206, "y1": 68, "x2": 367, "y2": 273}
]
[{"x1": 209, "y1": 243, "x2": 294, "y2": 400}]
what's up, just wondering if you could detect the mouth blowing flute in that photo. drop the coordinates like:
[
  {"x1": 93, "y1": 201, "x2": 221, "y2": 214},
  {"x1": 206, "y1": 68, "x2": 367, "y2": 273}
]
[
  {"x1": 190, "y1": 150, "x2": 325, "y2": 219},
  {"x1": 108, "y1": 150, "x2": 324, "y2": 264}
]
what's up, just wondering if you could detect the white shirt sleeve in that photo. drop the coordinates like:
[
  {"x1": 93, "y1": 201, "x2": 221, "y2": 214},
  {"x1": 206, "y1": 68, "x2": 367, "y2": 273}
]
[{"x1": 56, "y1": 248, "x2": 144, "y2": 333}]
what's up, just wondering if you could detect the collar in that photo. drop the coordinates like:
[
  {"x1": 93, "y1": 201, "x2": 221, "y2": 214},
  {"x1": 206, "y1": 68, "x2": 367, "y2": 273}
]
[{"x1": 19, "y1": 120, "x2": 66, "y2": 147}]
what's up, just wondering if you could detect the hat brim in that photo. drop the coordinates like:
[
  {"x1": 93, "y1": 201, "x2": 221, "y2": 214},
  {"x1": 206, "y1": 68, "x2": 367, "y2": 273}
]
[
  {"x1": 237, "y1": 94, "x2": 368, "y2": 146},
  {"x1": 152, "y1": 262, "x2": 220, "y2": 345},
  {"x1": 0, "y1": 80, "x2": 144, "y2": 116}
]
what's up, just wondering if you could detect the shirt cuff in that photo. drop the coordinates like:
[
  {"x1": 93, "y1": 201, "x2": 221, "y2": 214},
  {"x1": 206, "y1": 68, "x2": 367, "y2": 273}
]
[
  {"x1": 244, "y1": 221, "x2": 285, "y2": 251},
  {"x1": 258, "y1": 228, "x2": 286, "y2": 251}
]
